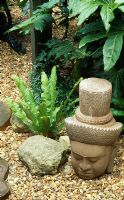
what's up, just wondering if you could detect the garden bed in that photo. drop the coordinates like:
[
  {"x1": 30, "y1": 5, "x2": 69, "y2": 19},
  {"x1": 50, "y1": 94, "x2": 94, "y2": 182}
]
[{"x1": 0, "y1": 5, "x2": 124, "y2": 200}]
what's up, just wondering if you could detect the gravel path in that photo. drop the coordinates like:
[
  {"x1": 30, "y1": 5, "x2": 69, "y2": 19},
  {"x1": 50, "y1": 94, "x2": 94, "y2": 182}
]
[{"x1": 0, "y1": 6, "x2": 124, "y2": 200}]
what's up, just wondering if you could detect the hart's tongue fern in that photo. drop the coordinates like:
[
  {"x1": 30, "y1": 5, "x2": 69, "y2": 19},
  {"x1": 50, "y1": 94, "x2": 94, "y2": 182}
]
[{"x1": 6, "y1": 66, "x2": 82, "y2": 138}]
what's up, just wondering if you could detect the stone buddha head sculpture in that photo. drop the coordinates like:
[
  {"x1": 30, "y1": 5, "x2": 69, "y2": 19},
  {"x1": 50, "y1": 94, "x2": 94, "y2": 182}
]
[{"x1": 65, "y1": 78, "x2": 122, "y2": 180}]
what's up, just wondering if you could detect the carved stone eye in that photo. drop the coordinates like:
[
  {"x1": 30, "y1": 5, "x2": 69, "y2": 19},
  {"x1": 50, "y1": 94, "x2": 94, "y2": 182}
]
[
  {"x1": 72, "y1": 152, "x2": 82, "y2": 160},
  {"x1": 89, "y1": 158, "x2": 98, "y2": 163}
]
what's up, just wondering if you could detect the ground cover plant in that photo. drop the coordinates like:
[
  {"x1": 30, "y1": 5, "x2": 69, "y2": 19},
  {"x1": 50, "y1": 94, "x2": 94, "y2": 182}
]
[{"x1": 6, "y1": 66, "x2": 81, "y2": 139}]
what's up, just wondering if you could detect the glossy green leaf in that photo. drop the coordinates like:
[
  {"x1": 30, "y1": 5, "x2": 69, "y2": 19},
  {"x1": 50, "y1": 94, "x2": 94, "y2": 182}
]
[
  {"x1": 79, "y1": 32, "x2": 106, "y2": 48},
  {"x1": 118, "y1": 5, "x2": 124, "y2": 12},
  {"x1": 68, "y1": 0, "x2": 83, "y2": 17},
  {"x1": 76, "y1": 20, "x2": 104, "y2": 37},
  {"x1": 77, "y1": 3, "x2": 98, "y2": 26},
  {"x1": 103, "y1": 34, "x2": 123, "y2": 71},
  {"x1": 100, "y1": 5, "x2": 115, "y2": 31}
]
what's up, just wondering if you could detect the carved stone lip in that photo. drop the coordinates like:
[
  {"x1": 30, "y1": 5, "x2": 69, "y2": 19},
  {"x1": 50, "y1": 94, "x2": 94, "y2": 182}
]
[
  {"x1": 78, "y1": 172, "x2": 93, "y2": 179},
  {"x1": 75, "y1": 107, "x2": 113, "y2": 125},
  {"x1": 65, "y1": 117, "x2": 123, "y2": 145},
  {"x1": 78, "y1": 171, "x2": 93, "y2": 176},
  {"x1": 79, "y1": 173, "x2": 92, "y2": 177}
]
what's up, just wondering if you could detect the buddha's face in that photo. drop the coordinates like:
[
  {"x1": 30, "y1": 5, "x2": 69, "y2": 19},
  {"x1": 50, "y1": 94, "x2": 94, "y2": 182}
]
[{"x1": 71, "y1": 141, "x2": 113, "y2": 179}]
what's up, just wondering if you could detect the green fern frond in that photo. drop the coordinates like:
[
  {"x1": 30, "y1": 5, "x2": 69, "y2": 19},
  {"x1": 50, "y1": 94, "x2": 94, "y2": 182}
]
[
  {"x1": 19, "y1": 100, "x2": 40, "y2": 129},
  {"x1": 9, "y1": 0, "x2": 60, "y2": 33},
  {"x1": 6, "y1": 97, "x2": 36, "y2": 132},
  {"x1": 40, "y1": 116, "x2": 50, "y2": 136},
  {"x1": 38, "y1": 102, "x2": 47, "y2": 117},
  {"x1": 41, "y1": 71, "x2": 51, "y2": 113},
  {"x1": 11, "y1": 75, "x2": 36, "y2": 105},
  {"x1": 11, "y1": 75, "x2": 40, "y2": 120},
  {"x1": 49, "y1": 66, "x2": 57, "y2": 115}
]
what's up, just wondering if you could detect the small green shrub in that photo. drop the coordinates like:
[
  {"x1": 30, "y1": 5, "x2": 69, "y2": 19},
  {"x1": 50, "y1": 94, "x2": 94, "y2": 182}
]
[{"x1": 6, "y1": 66, "x2": 81, "y2": 139}]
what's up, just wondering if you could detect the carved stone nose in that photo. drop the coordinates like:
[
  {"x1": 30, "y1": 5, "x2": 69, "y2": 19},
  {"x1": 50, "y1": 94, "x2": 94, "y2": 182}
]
[{"x1": 79, "y1": 158, "x2": 91, "y2": 171}]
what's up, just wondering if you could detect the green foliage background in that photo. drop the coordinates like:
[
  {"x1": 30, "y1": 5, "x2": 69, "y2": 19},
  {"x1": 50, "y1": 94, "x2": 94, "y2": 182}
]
[{"x1": 9, "y1": 0, "x2": 124, "y2": 127}]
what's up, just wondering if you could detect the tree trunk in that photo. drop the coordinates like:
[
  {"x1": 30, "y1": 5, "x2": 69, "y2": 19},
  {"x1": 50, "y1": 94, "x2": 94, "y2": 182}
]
[{"x1": 30, "y1": 0, "x2": 52, "y2": 64}]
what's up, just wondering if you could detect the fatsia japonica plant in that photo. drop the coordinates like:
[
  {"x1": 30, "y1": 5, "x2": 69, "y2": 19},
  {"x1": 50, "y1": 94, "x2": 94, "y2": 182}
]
[
  {"x1": 6, "y1": 66, "x2": 81, "y2": 139},
  {"x1": 69, "y1": 0, "x2": 124, "y2": 71}
]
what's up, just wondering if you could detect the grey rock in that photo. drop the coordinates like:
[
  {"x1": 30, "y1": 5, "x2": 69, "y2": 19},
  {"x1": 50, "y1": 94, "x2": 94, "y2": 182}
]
[
  {"x1": 0, "y1": 181, "x2": 10, "y2": 200},
  {"x1": 0, "y1": 158, "x2": 9, "y2": 181},
  {"x1": 0, "y1": 101, "x2": 11, "y2": 130},
  {"x1": 10, "y1": 113, "x2": 29, "y2": 133},
  {"x1": 0, "y1": 158, "x2": 10, "y2": 200},
  {"x1": 59, "y1": 136, "x2": 71, "y2": 149},
  {"x1": 18, "y1": 135, "x2": 69, "y2": 175}
]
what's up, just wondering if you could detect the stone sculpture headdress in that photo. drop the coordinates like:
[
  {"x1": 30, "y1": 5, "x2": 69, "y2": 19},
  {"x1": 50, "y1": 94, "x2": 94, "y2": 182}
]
[{"x1": 65, "y1": 78, "x2": 122, "y2": 146}]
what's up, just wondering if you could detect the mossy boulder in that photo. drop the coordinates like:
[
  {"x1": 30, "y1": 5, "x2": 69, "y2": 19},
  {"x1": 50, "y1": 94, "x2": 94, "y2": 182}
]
[{"x1": 18, "y1": 135, "x2": 69, "y2": 175}]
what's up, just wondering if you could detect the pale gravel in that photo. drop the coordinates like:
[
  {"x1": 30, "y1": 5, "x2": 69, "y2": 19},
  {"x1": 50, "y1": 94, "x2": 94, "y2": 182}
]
[{"x1": 0, "y1": 6, "x2": 124, "y2": 200}]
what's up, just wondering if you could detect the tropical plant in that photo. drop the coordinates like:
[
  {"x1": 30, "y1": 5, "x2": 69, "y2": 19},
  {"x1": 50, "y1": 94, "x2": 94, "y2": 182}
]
[
  {"x1": 6, "y1": 66, "x2": 81, "y2": 139},
  {"x1": 70, "y1": 0, "x2": 124, "y2": 98},
  {"x1": 9, "y1": 0, "x2": 124, "y2": 98},
  {"x1": 9, "y1": 0, "x2": 124, "y2": 69},
  {"x1": 69, "y1": 0, "x2": 124, "y2": 71}
]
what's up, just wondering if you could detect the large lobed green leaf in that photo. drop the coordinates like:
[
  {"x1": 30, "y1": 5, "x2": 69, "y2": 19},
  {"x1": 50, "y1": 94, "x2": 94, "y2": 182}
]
[
  {"x1": 77, "y1": 2, "x2": 98, "y2": 26},
  {"x1": 79, "y1": 32, "x2": 106, "y2": 48},
  {"x1": 100, "y1": 5, "x2": 115, "y2": 31},
  {"x1": 68, "y1": 0, "x2": 123, "y2": 31},
  {"x1": 75, "y1": 20, "x2": 104, "y2": 37},
  {"x1": 69, "y1": 0, "x2": 98, "y2": 25},
  {"x1": 118, "y1": 5, "x2": 124, "y2": 12},
  {"x1": 68, "y1": 0, "x2": 83, "y2": 17},
  {"x1": 103, "y1": 33, "x2": 123, "y2": 71}
]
